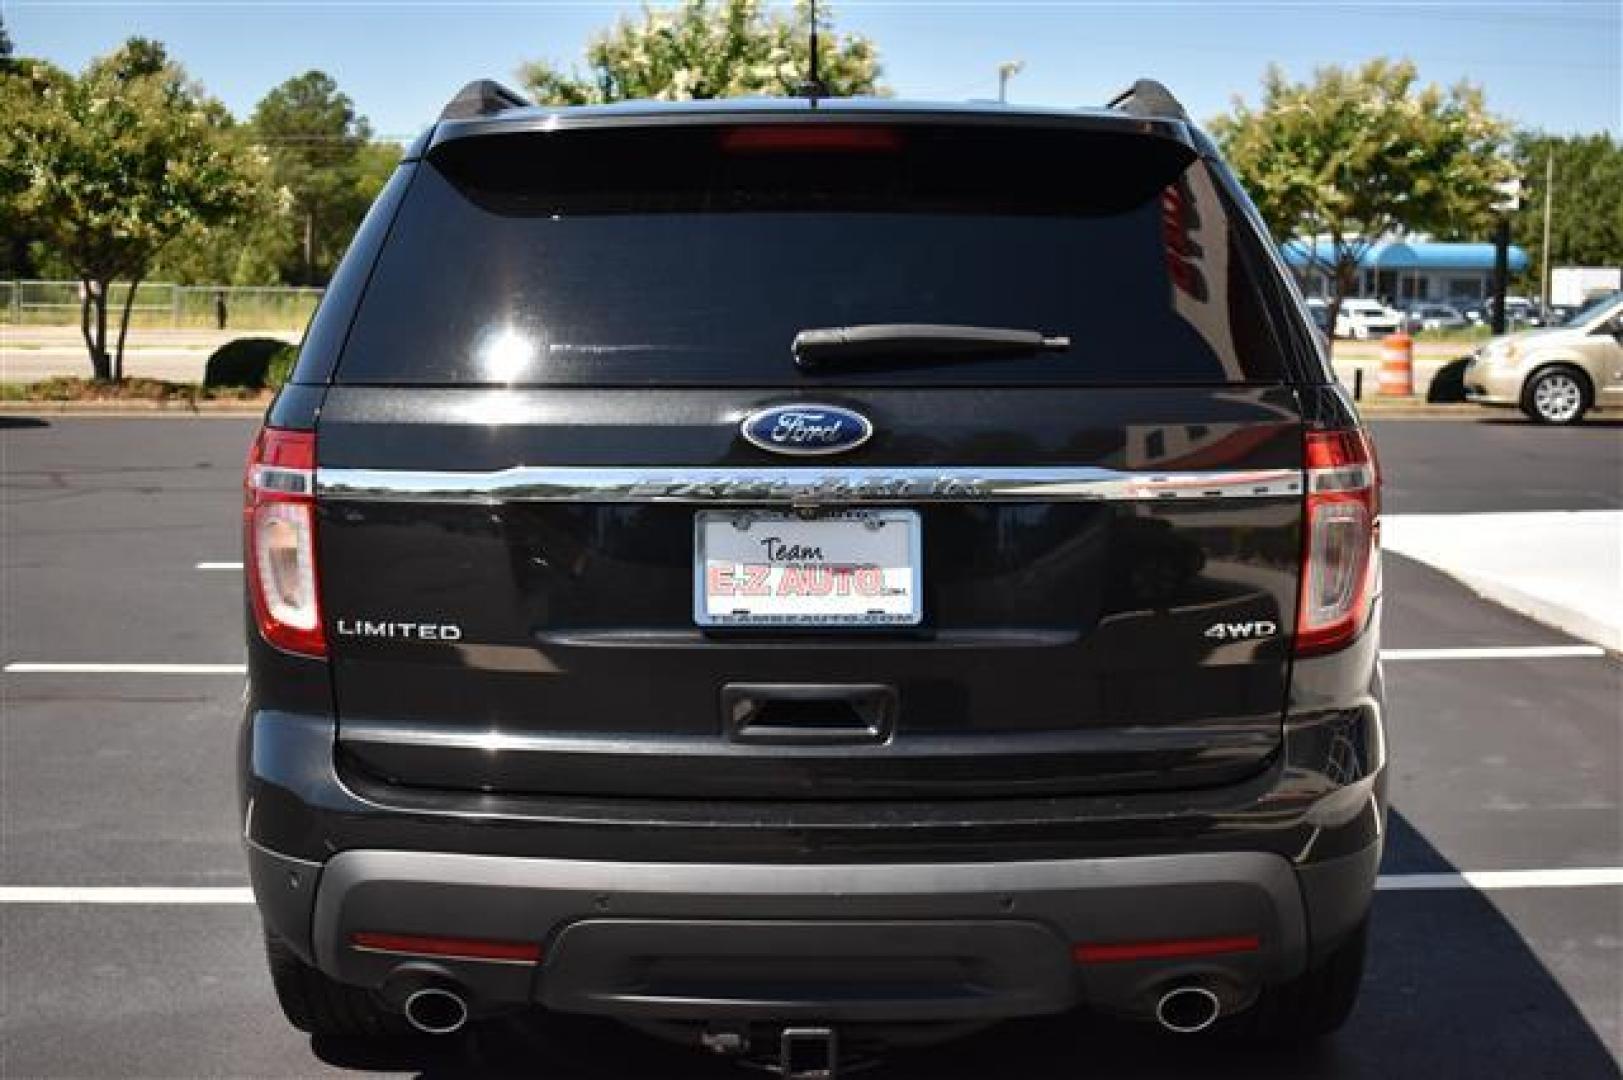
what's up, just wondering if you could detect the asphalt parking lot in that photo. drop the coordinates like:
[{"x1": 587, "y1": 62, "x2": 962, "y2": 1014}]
[{"x1": 1, "y1": 415, "x2": 1619, "y2": 1079}]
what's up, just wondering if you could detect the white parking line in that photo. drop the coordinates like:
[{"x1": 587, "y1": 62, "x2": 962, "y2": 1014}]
[
  {"x1": 0, "y1": 887, "x2": 255, "y2": 904},
  {"x1": 2, "y1": 870, "x2": 1619, "y2": 904},
  {"x1": 3, "y1": 663, "x2": 246, "y2": 674},
  {"x1": 1380, "y1": 645, "x2": 1606, "y2": 661},
  {"x1": 196, "y1": 561, "x2": 243, "y2": 571},
  {"x1": 1375, "y1": 867, "x2": 1623, "y2": 891}
]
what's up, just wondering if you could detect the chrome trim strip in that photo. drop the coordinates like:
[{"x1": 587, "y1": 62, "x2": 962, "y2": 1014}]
[
  {"x1": 337, "y1": 721, "x2": 1273, "y2": 757},
  {"x1": 317, "y1": 466, "x2": 1302, "y2": 504}
]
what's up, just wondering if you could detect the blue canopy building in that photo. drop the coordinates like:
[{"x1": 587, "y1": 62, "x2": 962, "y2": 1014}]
[{"x1": 1281, "y1": 238, "x2": 1530, "y2": 304}]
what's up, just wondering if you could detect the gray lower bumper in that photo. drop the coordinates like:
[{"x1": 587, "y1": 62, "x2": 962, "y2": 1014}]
[{"x1": 248, "y1": 845, "x2": 1380, "y2": 1023}]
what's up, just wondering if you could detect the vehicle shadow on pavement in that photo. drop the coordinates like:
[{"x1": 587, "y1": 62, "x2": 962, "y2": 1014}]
[
  {"x1": 1478, "y1": 417, "x2": 1623, "y2": 429},
  {"x1": 311, "y1": 814, "x2": 1618, "y2": 1079}
]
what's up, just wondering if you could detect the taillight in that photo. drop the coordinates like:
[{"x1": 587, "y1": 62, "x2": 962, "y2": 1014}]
[
  {"x1": 1296, "y1": 427, "x2": 1380, "y2": 657},
  {"x1": 245, "y1": 427, "x2": 325, "y2": 658}
]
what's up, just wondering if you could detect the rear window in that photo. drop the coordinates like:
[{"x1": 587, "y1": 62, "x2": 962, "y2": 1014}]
[{"x1": 338, "y1": 122, "x2": 1288, "y2": 386}]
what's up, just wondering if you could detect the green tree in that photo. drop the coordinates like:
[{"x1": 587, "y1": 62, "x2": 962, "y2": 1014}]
[
  {"x1": 1211, "y1": 59, "x2": 1514, "y2": 330},
  {"x1": 1512, "y1": 133, "x2": 1623, "y2": 293},
  {"x1": 520, "y1": 0, "x2": 883, "y2": 104},
  {"x1": 154, "y1": 129, "x2": 399, "y2": 287},
  {"x1": 250, "y1": 71, "x2": 383, "y2": 285},
  {"x1": 0, "y1": 15, "x2": 33, "y2": 275},
  {"x1": 4, "y1": 39, "x2": 267, "y2": 379}
]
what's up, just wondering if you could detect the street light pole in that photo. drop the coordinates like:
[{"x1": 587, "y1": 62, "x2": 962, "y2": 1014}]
[
  {"x1": 1490, "y1": 177, "x2": 1522, "y2": 336},
  {"x1": 1540, "y1": 151, "x2": 1554, "y2": 312},
  {"x1": 1491, "y1": 216, "x2": 1511, "y2": 336},
  {"x1": 997, "y1": 61, "x2": 1024, "y2": 104}
]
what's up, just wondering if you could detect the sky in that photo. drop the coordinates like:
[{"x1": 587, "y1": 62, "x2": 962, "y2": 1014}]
[{"x1": 5, "y1": 0, "x2": 1620, "y2": 141}]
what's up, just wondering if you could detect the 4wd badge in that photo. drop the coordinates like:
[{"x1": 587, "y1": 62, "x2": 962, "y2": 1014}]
[{"x1": 1203, "y1": 620, "x2": 1279, "y2": 641}]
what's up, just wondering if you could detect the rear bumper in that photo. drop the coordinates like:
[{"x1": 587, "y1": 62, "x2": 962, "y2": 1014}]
[
  {"x1": 241, "y1": 606, "x2": 1387, "y2": 1024},
  {"x1": 249, "y1": 841, "x2": 1379, "y2": 1023}
]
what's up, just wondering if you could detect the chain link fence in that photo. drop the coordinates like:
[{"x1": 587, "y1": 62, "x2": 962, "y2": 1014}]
[{"x1": 1, "y1": 281, "x2": 323, "y2": 331}]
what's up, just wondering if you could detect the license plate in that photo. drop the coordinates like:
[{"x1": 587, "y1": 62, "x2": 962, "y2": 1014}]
[{"x1": 694, "y1": 510, "x2": 922, "y2": 627}]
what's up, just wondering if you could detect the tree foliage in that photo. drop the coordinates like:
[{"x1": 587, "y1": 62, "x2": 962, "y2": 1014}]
[
  {"x1": 1511, "y1": 133, "x2": 1623, "y2": 285},
  {"x1": 0, "y1": 14, "x2": 31, "y2": 274},
  {"x1": 3, "y1": 39, "x2": 267, "y2": 378},
  {"x1": 520, "y1": 0, "x2": 883, "y2": 104},
  {"x1": 250, "y1": 70, "x2": 392, "y2": 285},
  {"x1": 1211, "y1": 59, "x2": 1514, "y2": 323}
]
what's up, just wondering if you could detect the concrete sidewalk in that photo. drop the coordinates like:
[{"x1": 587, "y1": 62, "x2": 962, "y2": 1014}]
[
  {"x1": 1384, "y1": 511, "x2": 1623, "y2": 652},
  {"x1": 4, "y1": 324, "x2": 1472, "y2": 388},
  {"x1": 2, "y1": 326, "x2": 298, "y2": 383}
]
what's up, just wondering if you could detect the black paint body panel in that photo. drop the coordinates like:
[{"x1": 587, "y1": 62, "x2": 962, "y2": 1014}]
[{"x1": 314, "y1": 386, "x2": 1305, "y2": 799}]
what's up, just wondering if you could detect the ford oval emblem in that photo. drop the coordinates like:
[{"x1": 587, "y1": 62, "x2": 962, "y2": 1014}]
[{"x1": 740, "y1": 403, "x2": 873, "y2": 456}]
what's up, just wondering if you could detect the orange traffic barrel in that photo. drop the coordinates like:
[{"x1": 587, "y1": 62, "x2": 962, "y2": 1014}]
[{"x1": 1378, "y1": 333, "x2": 1413, "y2": 397}]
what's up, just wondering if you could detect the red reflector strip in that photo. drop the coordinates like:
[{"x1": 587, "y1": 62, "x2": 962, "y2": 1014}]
[
  {"x1": 1072, "y1": 934, "x2": 1260, "y2": 964},
  {"x1": 719, "y1": 124, "x2": 902, "y2": 153},
  {"x1": 350, "y1": 932, "x2": 542, "y2": 963}
]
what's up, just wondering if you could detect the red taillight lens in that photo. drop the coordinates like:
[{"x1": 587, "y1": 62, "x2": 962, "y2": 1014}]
[
  {"x1": 1297, "y1": 428, "x2": 1380, "y2": 657},
  {"x1": 350, "y1": 932, "x2": 542, "y2": 963},
  {"x1": 1072, "y1": 934, "x2": 1261, "y2": 965},
  {"x1": 718, "y1": 124, "x2": 902, "y2": 154},
  {"x1": 245, "y1": 427, "x2": 325, "y2": 658}
]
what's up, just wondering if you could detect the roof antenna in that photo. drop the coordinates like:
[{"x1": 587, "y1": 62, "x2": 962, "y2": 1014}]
[{"x1": 802, "y1": 0, "x2": 827, "y2": 100}]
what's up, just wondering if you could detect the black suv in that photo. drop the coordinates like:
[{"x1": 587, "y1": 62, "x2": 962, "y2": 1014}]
[{"x1": 242, "y1": 79, "x2": 1386, "y2": 1071}]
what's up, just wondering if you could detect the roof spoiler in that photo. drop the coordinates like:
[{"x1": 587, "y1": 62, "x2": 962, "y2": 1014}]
[
  {"x1": 439, "y1": 79, "x2": 531, "y2": 121},
  {"x1": 1104, "y1": 79, "x2": 1188, "y2": 121}
]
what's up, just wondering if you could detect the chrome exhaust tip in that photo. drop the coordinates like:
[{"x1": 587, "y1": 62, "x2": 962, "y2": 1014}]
[
  {"x1": 402, "y1": 986, "x2": 470, "y2": 1035},
  {"x1": 1155, "y1": 985, "x2": 1222, "y2": 1034}
]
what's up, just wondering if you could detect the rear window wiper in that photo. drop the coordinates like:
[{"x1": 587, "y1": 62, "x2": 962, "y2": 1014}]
[{"x1": 792, "y1": 324, "x2": 1072, "y2": 371}]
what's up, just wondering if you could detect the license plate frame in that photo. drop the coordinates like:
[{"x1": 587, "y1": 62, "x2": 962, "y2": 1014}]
[{"x1": 693, "y1": 509, "x2": 923, "y2": 628}]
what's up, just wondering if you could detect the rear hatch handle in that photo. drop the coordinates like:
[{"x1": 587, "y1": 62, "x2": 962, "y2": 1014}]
[{"x1": 723, "y1": 684, "x2": 897, "y2": 746}]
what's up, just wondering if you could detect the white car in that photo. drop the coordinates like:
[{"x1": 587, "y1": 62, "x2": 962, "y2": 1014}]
[
  {"x1": 1334, "y1": 299, "x2": 1403, "y2": 340},
  {"x1": 1403, "y1": 303, "x2": 1468, "y2": 332}
]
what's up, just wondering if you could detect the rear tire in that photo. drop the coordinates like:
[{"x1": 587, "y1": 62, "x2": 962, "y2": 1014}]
[
  {"x1": 1226, "y1": 918, "x2": 1368, "y2": 1044},
  {"x1": 264, "y1": 928, "x2": 404, "y2": 1039}
]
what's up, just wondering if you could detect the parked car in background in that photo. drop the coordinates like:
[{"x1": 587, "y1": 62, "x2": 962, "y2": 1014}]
[
  {"x1": 1465, "y1": 291, "x2": 1623, "y2": 423},
  {"x1": 1463, "y1": 296, "x2": 1542, "y2": 329},
  {"x1": 1334, "y1": 298, "x2": 1403, "y2": 339},
  {"x1": 1304, "y1": 297, "x2": 1333, "y2": 337},
  {"x1": 1505, "y1": 297, "x2": 1544, "y2": 326},
  {"x1": 1400, "y1": 302, "x2": 1468, "y2": 333}
]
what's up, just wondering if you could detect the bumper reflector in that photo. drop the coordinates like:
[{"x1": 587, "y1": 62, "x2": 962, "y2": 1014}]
[
  {"x1": 351, "y1": 932, "x2": 542, "y2": 963},
  {"x1": 1072, "y1": 934, "x2": 1260, "y2": 964}
]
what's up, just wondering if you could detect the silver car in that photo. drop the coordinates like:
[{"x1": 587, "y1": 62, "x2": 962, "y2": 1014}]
[{"x1": 1465, "y1": 293, "x2": 1623, "y2": 424}]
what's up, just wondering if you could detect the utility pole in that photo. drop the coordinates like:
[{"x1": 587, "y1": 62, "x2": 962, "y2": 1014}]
[
  {"x1": 1540, "y1": 151, "x2": 1554, "y2": 312},
  {"x1": 1490, "y1": 178, "x2": 1521, "y2": 336},
  {"x1": 997, "y1": 61, "x2": 1024, "y2": 104}
]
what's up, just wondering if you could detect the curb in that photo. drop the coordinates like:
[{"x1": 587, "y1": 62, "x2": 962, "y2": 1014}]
[
  {"x1": 1353, "y1": 403, "x2": 1483, "y2": 420},
  {"x1": 0, "y1": 400, "x2": 268, "y2": 416},
  {"x1": 0, "y1": 400, "x2": 1598, "y2": 421},
  {"x1": 1425, "y1": 567, "x2": 1621, "y2": 655},
  {"x1": 1, "y1": 401, "x2": 1485, "y2": 420}
]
